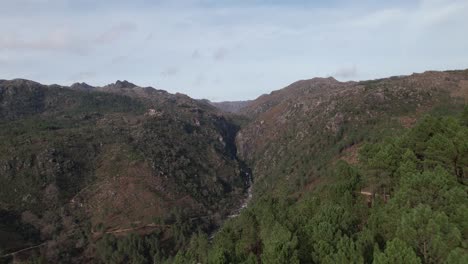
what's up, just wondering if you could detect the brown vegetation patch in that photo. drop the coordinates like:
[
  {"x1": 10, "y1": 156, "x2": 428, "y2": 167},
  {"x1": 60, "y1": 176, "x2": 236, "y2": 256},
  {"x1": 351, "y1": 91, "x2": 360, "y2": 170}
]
[
  {"x1": 399, "y1": 116, "x2": 417, "y2": 128},
  {"x1": 85, "y1": 175, "x2": 164, "y2": 230},
  {"x1": 451, "y1": 80, "x2": 468, "y2": 101},
  {"x1": 78, "y1": 145, "x2": 173, "y2": 232},
  {"x1": 340, "y1": 143, "x2": 362, "y2": 165}
]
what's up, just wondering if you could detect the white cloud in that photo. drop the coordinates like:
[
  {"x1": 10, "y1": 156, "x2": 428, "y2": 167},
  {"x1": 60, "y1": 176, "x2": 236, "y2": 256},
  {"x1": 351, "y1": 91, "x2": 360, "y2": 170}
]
[
  {"x1": 347, "y1": 9, "x2": 405, "y2": 29},
  {"x1": 0, "y1": 30, "x2": 87, "y2": 54},
  {"x1": 191, "y1": 49, "x2": 201, "y2": 59},
  {"x1": 193, "y1": 74, "x2": 205, "y2": 86},
  {"x1": 213, "y1": 47, "x2": 228, "y2": 61},
  {"x1": 161, "y1": 67, "x2": 179, "y2": 77},
  {"x1": 0, "y1": 21, "x2": 138, "y2": 55}
]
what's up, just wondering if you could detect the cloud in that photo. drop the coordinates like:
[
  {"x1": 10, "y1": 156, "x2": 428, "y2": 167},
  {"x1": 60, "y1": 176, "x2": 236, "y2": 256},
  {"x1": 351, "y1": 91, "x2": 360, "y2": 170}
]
[
  {"x1": 193, "y1": 74, "x2": 205, "y2": 86},
  {"x1": 0, "y1": 0, "x2": 467, "y2": 100},
  {"x1": 191, "y1": 49, "x2": 201, "y2": 59},
  {"x1": 145, "y1": 33, "x2": 154, "y2": 41},
  {"x1": 213, "y1": 47, "x2": 228, "y2": 61},
  {"x1": 0, "y1": 21, "x2": 138, "y2": 55},
  {"x1": 333, "y1": 66, "x2": 358, "y2": 79},
  {"x1": 348, "y1": 9, "x2": 404, "y2": 29},
  {"x1": 111, "y1": 56, "x2": 128, "y2": 64},
  {"x1": 345, "y1": 0, "x2": 468, "y2": 32},
  {"x1": 4, "y1": 0, "x2": 63, "y2": 4},
  {"x1": 161, "y1": 67, "x2": 179, "y2": 77},
  {"x1": 95, "y1": 22, "x2": 138, "y2": 44},
  {"x1": 0, "y1": 53, "x2": 11, "y2": 64},
  {"x1": 415, "y1": 0, "x2": 468, "y2": 27},
  {"x1": 212, "y1": 77, "x2": 221, "y2": 84},
  {"x1": 0, "y1": 30, "x2": 88, "y2": 54}
]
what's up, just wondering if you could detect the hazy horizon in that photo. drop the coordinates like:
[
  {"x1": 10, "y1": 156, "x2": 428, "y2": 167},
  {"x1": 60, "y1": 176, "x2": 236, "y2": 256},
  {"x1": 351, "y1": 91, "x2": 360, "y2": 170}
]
[{"x1": 2, "y1": 0, "x2": 468, "y2": 100}]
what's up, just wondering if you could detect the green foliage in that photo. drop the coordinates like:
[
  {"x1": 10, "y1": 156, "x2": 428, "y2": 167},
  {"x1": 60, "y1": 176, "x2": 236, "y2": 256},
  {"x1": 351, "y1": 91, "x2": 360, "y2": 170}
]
[
  {"x1": 0, "y1": 80, "x2": 250, "y2": 263},
  {"x1": 260, "y1": 222, "x2": 299, "y2": 264},
  {"x1": 173, "y1": 110, "x2": 468, "y2": 264},
  {"x1": 2, "y1": 79, "x2": 468, "y2": 263},
  {"x1": 76, "y1": 92, "x2": 145, "y2": 114},
  {"x1": 323, "y1": 235, "x2": 363, "y2": 264},
  {"x1": 373, "y1": 238, "x2": 421, "y2": 264},
  {"x1": 95, "y1": 233, "x2": 162, "y2": 264},
  {"x1": 396, "y1": 205, "x2": 462, "y2": 263},
  {"x1": 445, "y1": 248, "x2": 468, "y2": 264}
]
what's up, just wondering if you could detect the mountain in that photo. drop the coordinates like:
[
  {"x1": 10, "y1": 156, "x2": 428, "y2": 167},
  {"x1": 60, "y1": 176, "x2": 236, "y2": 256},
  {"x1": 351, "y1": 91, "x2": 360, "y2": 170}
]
[
  {"x1": 237, "y1": 70, "x2": 468, "y2": 197},
  {"x1": 1, "y1": 69, "x2": 468, "y2": 263},
  {"x1": 0, "y1": 79, "x2": 250, "y2": 262},
  {"x1": 175, "y1": 69, "x2": 468, "y2": 263}
]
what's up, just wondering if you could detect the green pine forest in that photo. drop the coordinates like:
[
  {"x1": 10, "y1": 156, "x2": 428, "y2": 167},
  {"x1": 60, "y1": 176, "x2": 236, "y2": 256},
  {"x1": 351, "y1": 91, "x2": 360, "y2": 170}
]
[{"x1": 91, "y1": 107, "x2": 468, "y2": 263}]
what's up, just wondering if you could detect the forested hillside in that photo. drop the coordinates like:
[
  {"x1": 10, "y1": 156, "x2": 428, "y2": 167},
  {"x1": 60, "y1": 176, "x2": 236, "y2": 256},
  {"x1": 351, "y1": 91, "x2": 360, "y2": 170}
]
[
  {"x1": 0, "y1": 69, "x2": 467, "y2": 263},
  {"x1": 0, "y1": 79, "x2": 250, "y2": 263},
  {"x1": 171, "y1": 106, "x2": 468, "y2": 264},
  {"x1": 172, "y1": 70, "x2": 468, "y2": 263}
]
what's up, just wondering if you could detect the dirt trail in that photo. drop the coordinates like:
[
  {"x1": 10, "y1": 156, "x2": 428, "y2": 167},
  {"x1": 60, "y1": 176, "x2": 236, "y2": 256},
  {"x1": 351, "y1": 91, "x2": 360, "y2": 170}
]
[
  {"x1": 104, "y1": 223, "x2": 171, "y2": 235},
  {"x1": 0, "y1": 243, "x2": 47, "y2": 259}
]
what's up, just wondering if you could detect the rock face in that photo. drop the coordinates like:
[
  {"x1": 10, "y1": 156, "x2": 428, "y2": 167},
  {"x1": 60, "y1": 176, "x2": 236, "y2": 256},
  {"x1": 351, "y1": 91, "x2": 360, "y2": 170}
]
[
  {"x1": 70, "y1": 82, "x2": 94, "y2": 91},
  {"x1": 0, "y1": 79, "x2": 249, "y2": 261},
  {"x1": 236, "y1": 70, "x2": 468, "y2": 196}
]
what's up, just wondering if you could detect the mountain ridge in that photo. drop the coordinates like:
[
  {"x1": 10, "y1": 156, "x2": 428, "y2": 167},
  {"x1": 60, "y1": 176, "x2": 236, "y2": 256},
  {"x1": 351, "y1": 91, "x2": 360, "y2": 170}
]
[
  {"x1": 1, "y1": 68, "x2": 467, "y2": 262},
  {"x1": 236, "y1": 69, "x2": 468, "y2": 196},
  {"x1": 0, "y1": 79, "x2": 251, "y2": 262}
]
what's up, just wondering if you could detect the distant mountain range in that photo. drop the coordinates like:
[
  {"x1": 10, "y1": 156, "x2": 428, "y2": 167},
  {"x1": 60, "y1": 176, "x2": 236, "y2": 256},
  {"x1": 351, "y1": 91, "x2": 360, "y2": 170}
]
[{"x1": 206, "y1": 100, "x2": 253, "y2": 113}]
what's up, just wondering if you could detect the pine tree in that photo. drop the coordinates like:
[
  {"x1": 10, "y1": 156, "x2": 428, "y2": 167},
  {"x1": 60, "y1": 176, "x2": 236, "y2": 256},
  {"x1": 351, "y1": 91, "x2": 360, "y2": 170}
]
[{"x1": 373, "y1": 238, "x2": 421, "y2": 264}]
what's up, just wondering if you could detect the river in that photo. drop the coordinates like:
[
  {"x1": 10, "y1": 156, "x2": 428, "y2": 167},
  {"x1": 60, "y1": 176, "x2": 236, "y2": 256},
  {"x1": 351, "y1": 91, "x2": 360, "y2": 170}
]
[{"x1": 209, "y1": 171, "x2": 253, "y2": 240}]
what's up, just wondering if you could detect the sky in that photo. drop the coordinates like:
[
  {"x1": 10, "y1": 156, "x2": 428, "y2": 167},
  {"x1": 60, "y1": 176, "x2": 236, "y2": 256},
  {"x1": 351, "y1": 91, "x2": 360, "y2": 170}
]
[{"x1": 1, "y1": 0, "x2": 468, "y2": 101}]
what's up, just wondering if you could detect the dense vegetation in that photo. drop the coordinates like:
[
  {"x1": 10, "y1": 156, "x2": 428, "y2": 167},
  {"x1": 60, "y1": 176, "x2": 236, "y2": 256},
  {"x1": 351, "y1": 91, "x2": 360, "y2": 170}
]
[
  {"x1": 83, "y1": 107, "x2": 467, "y2": 264},
  {"x1": 0, "y1": 80, "x2": 249, "y2": 263},
  {"x1": 147, "y1": 107, "x2": 466, "y2": 263},
  {"x1": 1, "y1": 70, "x2": 467, "y2": 263}
]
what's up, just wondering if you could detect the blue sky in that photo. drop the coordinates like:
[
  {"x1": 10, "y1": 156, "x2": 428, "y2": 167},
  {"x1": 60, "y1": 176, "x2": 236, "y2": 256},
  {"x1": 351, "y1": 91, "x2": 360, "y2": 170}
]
[{"x1": 1, "y1": 0, "x2": 467, "y2": 101}]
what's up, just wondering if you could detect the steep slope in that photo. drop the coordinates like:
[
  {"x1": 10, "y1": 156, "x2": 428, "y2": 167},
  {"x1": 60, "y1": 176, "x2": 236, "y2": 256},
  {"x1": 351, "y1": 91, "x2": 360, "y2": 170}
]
[
  {"x1": 236, "y1": 70, "x2": 468, "y2": 197},
  {"x1": 169, "y1": 70, "x2": 468, "y2": 264},
  {"x1": 0, "y1": 79, "x2": 250, "y2": 262},
  {"x1": 182, "y1": 105, "x2": 468, "y2": 264},
  {"x1": 2, "y1": 69, "x2": 467, "y2": 263}
]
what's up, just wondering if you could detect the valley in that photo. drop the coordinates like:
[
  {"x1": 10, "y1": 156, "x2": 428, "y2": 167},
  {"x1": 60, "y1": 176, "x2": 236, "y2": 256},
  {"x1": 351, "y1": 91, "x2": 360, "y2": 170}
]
[{"x1": 0, "y1": 69, "x2": 467, "y2": 263}]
